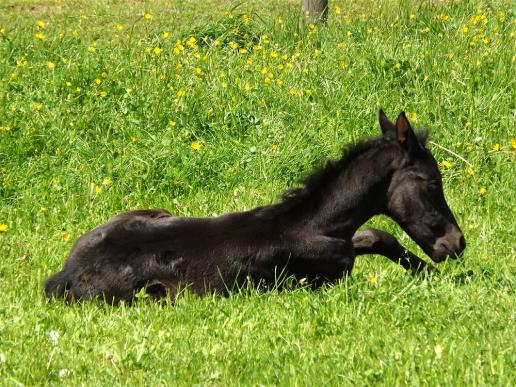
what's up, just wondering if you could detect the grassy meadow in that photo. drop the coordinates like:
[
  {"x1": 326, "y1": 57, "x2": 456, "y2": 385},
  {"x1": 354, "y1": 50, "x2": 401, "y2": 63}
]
[{"x1": 0, "y1": 0, "x2": 515, "y2": 384}]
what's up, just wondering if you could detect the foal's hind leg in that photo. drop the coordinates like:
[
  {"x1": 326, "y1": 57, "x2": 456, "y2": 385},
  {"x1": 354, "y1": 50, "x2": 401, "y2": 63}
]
[{"x1": 352, "y1": 228, "x2": 429, "y2": 273}]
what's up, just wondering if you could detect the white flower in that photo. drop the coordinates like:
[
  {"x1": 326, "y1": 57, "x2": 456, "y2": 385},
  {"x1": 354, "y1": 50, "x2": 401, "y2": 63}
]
[
  {"x1": 59, "y1": 369, "x2": 71, "y2": 378},
  {"x1": 49, "y1": 330, "x2": 60, "y2": 342}
]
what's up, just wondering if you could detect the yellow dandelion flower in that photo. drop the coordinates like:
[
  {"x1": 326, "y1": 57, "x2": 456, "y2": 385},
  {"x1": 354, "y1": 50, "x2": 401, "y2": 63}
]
[
  {"x1": 168, "y1": 120, "x2": 177, "y2": 127},
  {"x1": 102, "y1": 178, "x2": 112, "y2": 186},
  {"x1": 464, "y1": 122, "x2": 472, "y2": 129},
  {"x1": 368, "y1": 275, "x2": 378, "y2": 284},
  {"x1": 36, "y1": 20, "x2": 46, "y2": 28},
  {"x1": 101, "y1": 71, "x2": 108, "y2": 78},
  {"x1": 229, "y1": 41, "x2": 238, "y2": 49},
  {"x1": 0, "y1": 224, "x2": 8, "y2": 232},
  {"x1": 510, "y1": 138, "x2": 516, "y2": 149},
  {"x1": 163, "y1": 31, "x2": 169, "y2": 39},
  {"x1": 422, "y1": 27, "x2": 430, "y2": 33},
  {"x1": 346, "y1": 31, "x2": 353, "y2": 38},
  {"x1": 95, "y1": 78, "x2": 101, "y2": 85},
  {"x1": 10, "y1": 73, "x2": 17, "y2": 81},
  {"x1": 191, "y1": 141, "x2": 203, "y2": 151},
  {"x1": 35, "y1": 32, "x2": 46, "y2": 40},
  {"x1": 492, "y1": 143, "x2": 500, "y2": 152},
  {"x1": 143, "y1": 12, "x2": 153, "y2": 21},
  {"x1": 394, "y1": 63, "x2": 401, "y2": 70},
  {"x1": 46, "y1": 61, "x2": 55, "y2": 69},
  {"x1": 409, "y1": 14, "x2": 416, "y2": 20},
  {"x1": 88, "y1": 46, "x2": 96, "y2": 53},
  {"x1": 34, "y1": 103, "x2": 43, "y2": 111},
  {"x1": 244, "y1": 84, "x2": 253, "y2": 92},
  {"x1": 131, "y1": 136, "x2": 137, "y2": 144},
  {"x1": 462, "y1": 26, "x2": 469, "y2": 33},
  {"x1": 467, "y1": 166, "x2": 475, "y2": 176},
  {"x1": 0, "y1": 126, "x2": 11, "y2": 132},
  {"x1": 116, "y1": 23, "x2": 124, "y2": 31},
  {"x1": 441, "y1": 160, "x2": 453, "y2": 169},
  {"x1": 479, "y1": 187, "x2": 487, "y2": 197},
  {"x1": 434, "y1": 344, "x2": 443, "y2": 359},
  {"x1": 239, "y1": 48, "x2": 248, "y2": 54},
  {"x1": 335, "y1": 6, "x2": 341, "y2": 15},
  {"x1": 72, "y1": 30, "x2": 79, "y2": 38},
  {"x1": 153, "y1": 47, "x2": 162, "y2": 56},
  {"x1": 276, "y1": 18, "x2": 283, "y2": 26},
  {"x1": 176, "y1": 89, "x2": 186, "y2": 97},
  {"x1": 60, "y1": 232, "x2": 70, "y2": 241},
  {"x1": 187, "y1": 36, "x2": 196, "y2": 48}
]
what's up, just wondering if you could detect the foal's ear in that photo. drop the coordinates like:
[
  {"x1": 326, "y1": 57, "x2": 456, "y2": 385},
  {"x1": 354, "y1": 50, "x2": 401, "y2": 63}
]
[
  {"x1": 378, "y1": 108, "x2": 396, "y2": 138},
  {"x1": 395, "y1": 112, "x2": 419, "y2": 151}
]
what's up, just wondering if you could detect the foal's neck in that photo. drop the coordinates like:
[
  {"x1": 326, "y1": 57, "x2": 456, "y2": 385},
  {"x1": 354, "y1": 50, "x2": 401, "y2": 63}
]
[{"x1": 289, "y1": 142, "x2": 400, "y2": 238}]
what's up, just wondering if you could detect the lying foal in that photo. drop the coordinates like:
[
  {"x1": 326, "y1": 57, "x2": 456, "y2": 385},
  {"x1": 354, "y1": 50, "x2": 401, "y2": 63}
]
[{"x1": 45, "y1": 110, "x2": 465, "y2": 302}]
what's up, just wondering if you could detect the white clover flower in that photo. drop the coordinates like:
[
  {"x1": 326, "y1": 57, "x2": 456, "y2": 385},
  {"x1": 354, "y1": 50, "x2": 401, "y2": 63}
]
[{"x1": 49, "y1": 330, "x2": 60, "y2": 342}]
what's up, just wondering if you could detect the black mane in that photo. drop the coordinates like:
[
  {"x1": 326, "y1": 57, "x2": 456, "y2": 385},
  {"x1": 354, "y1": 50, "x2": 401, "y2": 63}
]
[{"x1": 267, "y1": 131, "x2": 428, "y2": 215}]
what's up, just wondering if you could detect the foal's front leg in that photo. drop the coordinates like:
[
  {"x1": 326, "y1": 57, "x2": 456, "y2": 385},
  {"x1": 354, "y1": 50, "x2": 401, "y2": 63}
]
[{"x1": 352, "y1": 228, "x2": 430, "y2": 273}]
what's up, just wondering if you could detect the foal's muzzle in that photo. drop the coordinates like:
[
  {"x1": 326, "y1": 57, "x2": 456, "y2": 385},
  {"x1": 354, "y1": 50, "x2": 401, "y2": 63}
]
[{"x1": 431, "y1": 225, "x2": 466, "y2": 262}]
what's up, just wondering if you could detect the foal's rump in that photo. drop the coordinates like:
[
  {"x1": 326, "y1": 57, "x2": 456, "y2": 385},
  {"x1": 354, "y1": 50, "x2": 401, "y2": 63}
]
[{"x1": 44, "y1": 209, "x2": 185, "y2": 302}]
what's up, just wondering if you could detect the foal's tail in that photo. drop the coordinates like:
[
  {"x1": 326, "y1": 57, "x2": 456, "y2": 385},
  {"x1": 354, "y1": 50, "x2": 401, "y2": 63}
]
[{"x1": 44, "y1": 270, "x2": 70, "y2": 299}]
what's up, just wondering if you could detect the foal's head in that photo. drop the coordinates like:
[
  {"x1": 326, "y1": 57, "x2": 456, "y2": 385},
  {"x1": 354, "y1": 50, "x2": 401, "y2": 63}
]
[{"x1": 378, "y1": 109, "x2": 466, "y2": 262}]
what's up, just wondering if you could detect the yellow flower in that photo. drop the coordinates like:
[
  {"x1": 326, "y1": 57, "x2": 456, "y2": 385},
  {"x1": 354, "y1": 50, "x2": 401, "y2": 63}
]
[
  {"x1": 479, "y1": 187, "x2": 487, "y2": 197},
  {"x1": 101, "y1": 71, "x2": 108, "y2": 78},
  {"x1": 116, "y1": 23, "x2": 124, "y2": 31},
  {"x1": 407, "y1": 112, "x2": 418, "y2": 123},
  {"x1": 0, "y1": 224, "x2": 8, "y2": 233},
  {"x1": 176, "y1": 89, "x2": 186, "y2": 97},
  {"x1": 46, "y1": 61, "x2": 55, "y2": 69},
  {"x1": 35, "y1": 33, "x2": 46, "y2": 40},
  {"x1": 102, "y1": 178, "x2": 112, "y2": 186},
  {"x1": 229, "y1": 41, "x2": 238, "y2": 49},
  {"x1": 10, "y1": 73, "x2": 17, "y2": 80},
  {"x1": 0, "y1": 126, "x2": 11, "y2": 132},
  {"x1": 36, "y1": 20, "x2": 46, "y2": 28},
  {"x1": 60, "y1": 232, "x2": 70, "y2": 241},
  {"x1": 510, "y1": 138, "x2": 516, "y2": 149},
  {"x1": 368, "y1": 275, "x2": 378, "y2": 284},
  {"x1": 34, "y1": 103, "x2": 43, "y2": 111},
  {"x1": 464, "y1": 122, "x2": 472, "y2": 129},
  {"x1": 346, "y1": 31, "x2": 353, "y2": 38},
  {"x1": 143, "y1": 12, "x2": 153, "y2": 21},
  {"x1": 335, "y1": 6, "x2": 341, "y2": 15},
  {"x1": 441, "y1": 160, "x2": 453, "y2": 169},
  {"x1": 191, "y1": 141, "x2": 203, "y2": 151},
  {"x1": 95, "y1": 78, "x2": 101, "y2": 85},
  {"x1": 434, "y1": 344, "x2": 443, "y2": 359},
  {"x1": 467, "y1": 166, "x2": 475, "y2": 176},
  {"x1": 462, "y1": 27, "x2": 469, "y2": 33},
  {"x1": 153, "y1": 47, "x2": 162, "y2": 56},
  {"x1": 88, "y1": 46, "x2": 96, "y2": 53},
  {"x1": 163, "y1": 32, "x2": 169, "y2": 39},
  {"x1": 492, "y1": 143, "x2": 500, "y2": 152},
  {"x1": 168, "y1": 120, "x2": 177, "y2": 127},
  {"x1": 131, "y1": 136, "x2": 137, "y2": 143},
  {"x1": 422, "y1": 27, "x2": 430, "y2": 33},
  {"x1": 394, "y1": 63, "x2": 401, "y2": 70}
]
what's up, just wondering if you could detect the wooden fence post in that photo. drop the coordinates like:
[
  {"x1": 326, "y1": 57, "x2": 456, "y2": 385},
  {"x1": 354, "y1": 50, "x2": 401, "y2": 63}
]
[{"x1": 301, "y1": 0, "x2": 328, "y2": 25}]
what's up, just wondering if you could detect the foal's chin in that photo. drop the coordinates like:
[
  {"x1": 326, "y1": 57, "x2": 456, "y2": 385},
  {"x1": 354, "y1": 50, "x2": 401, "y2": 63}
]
[{"x1": 429, "y1": 248, "x2": 463, "y2": 263}]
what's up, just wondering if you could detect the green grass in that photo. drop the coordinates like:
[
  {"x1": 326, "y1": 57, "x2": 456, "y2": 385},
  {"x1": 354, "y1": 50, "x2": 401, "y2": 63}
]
[{"x1": 1, "y1": 0, "x2": 515, "y2": 384}]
